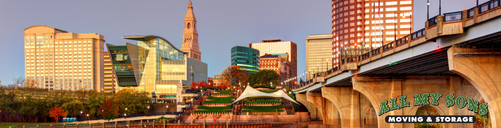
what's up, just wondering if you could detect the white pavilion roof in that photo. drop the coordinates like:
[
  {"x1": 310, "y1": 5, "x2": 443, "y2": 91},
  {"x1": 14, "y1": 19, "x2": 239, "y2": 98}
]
[{"x1": 232, "y1": 85, "x2": 298, "y2": 104}]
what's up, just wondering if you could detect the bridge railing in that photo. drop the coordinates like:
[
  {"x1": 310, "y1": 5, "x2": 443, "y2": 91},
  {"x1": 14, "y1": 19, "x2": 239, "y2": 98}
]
[
  {"x1": 292, "y1": 0, "x2": 501, "y2": 92},
  {"x1": 467, "y1": 7, "x2": 476, "y2": 18},
  {"x1": 444, "y1": 11, "x2": 463, "y2": 22},
  {"x1": 411, "y1": 28, "x2": 425, "y2": 40},
  {"x1": 428, "y1": 15, "x2": 439, "y2": 27},
  {"x1": 395, "y1": 35, "x2": 410, "y2": 47}
]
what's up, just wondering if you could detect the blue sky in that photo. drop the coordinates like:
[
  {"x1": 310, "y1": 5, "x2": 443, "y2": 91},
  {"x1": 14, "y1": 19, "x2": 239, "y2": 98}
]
[{"x1": 0, "y1": 0, "x2": 481, "y2": 84}]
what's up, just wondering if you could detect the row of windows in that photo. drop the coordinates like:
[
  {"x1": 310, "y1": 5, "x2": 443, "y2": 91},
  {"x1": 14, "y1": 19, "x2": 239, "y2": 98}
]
[
  {"x1": 364, "y1": 1, "x2": 412, "y2": 7},
  {"x1": 26, "y1": 74, "x2": 93, "y2": 78},
  {"x1": 26, "y1": 62, "x2": 92, "y2": 66},
  {"x1": 24, "y1": 36, "x2": 94, "y2": 45}
]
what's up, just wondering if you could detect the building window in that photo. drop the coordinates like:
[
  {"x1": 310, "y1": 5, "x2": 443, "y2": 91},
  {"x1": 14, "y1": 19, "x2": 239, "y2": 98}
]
[{"x1": 191, "y1": 66, "x2": 194, "y2": 83}]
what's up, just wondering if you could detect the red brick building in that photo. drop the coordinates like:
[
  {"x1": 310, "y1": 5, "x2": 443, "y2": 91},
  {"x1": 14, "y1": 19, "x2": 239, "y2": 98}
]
[{"x1": 259, "y1": 54, "x2": 292, "y2": 86}]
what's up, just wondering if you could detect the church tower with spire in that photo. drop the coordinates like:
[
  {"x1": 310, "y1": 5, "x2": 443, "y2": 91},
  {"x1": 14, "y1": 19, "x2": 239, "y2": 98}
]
[{"x1": 181, "y1": 0, "x2": 202, "y2": 61}]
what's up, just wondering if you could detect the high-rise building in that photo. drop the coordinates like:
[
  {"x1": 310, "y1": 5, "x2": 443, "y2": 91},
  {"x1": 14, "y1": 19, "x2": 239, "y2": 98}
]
[
  {"x1": 181, "y1": 1, "x2": 202, "y2": 61},
  {"x1": 259, "y1": 54, "x2": 291, "y2": 86},
  {"x1": 331, "y1": 0, "x2": 413, "y2": 66},
  {"x1": 24, "y1": 25, "x2": 104, "y2": 91},
  {"x1": 306, "y1": 34, "x2": 333, "y2": 79},
  {"x1": 231, "y1": 46, "x2": 260, "y2": 73},
  {"x1": 103, "y1": 51, "x2": 117, "y2": 92},
  {"x1": 249, "y1": 39, "x2": 297, "y2": 85}
]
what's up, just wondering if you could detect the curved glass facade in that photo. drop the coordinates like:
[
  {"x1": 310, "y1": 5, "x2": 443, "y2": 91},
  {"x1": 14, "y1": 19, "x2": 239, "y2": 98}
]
[
  {"x1": 108, "y1": 35, "x2": 186, "y2": 95},
  {"x1": 231, "y1": 46, "x2": 260, "y2": 73}
]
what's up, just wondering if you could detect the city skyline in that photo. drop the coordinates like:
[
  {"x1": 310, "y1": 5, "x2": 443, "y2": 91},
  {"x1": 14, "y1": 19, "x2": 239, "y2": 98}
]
[{"x1": 0, "y1": 0, "x2": 479, "y2": 84}]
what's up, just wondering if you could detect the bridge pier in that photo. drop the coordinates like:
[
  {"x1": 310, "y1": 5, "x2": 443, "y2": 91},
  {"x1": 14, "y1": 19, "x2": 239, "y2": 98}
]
[
  {"x1": 448, "y1": 46, "x2": 501, "y2": 128},
  {"x1": 296, "y1": 93, "x2": 320, "y2": 120},
  {"x1": 321, "y1": 87, "x2": 362, "y2": 128},
  {"x1": 307, "y1": 92, "x2": 328, "y2": 124}
]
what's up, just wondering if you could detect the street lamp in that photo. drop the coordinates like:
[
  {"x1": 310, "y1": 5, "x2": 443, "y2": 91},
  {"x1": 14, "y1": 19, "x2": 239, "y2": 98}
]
[
  {"x1": 427, "y1": 0, "x2": 430, "y2": 19},
  {"x1": 86, "y1": 114, "x2": 89, "y2": 124},
  {"x1": 124, "y1": 107, "x2": 127, "y2": 122},
  {"x1": 326, "y1": 59, "x2": 328, "y2": 72},
  {"x1": 404, "y1": 12, "x2": 413, "y2": 34}
]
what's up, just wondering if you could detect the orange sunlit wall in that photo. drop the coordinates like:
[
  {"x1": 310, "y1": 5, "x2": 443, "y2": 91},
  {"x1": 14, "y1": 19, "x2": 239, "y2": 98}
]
[{"x1": 331, "y1": 0, "x2": 413, "y2": 65}]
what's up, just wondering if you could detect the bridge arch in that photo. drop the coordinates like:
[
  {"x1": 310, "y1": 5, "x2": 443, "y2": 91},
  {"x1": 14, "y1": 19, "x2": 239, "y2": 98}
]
[
  {"x1": 448, "y1": 46, "x2": 501, "y2": 128},
  {"x1": 296, "y1": 93, "x2": 320, "y2": 120}
]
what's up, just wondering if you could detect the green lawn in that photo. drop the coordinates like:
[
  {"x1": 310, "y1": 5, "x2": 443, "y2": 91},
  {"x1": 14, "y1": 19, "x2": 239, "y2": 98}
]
[
  {"x1": 194, "y1": 106, "x2": 232, "y2": 113},
  {"x1": 214, "y1": 90, "x2": 235, "y2": 94},
  {"x1": 242, "y1": 105, "x2": 285, "y2": 112},
  {"x1": 203, "y1": 96, "x2": 235, "y2": 104},
  {"x1": 259, "y1": 90, "x2": 278, "y2": 93},
  {"x1": 243, "y1": 100, "x2": 281, "y2": 104}
]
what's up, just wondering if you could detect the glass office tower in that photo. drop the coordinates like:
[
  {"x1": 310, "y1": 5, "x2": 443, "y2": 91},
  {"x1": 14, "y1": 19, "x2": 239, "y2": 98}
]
[{"x1": 231, "y1": 46, "x2": 260, "y2": 73}]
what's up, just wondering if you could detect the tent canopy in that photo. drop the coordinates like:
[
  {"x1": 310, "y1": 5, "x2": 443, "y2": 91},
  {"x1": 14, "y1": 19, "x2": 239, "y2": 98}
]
[{"x1": 232, "y1": 85, "x2": 298, "y2": 104}]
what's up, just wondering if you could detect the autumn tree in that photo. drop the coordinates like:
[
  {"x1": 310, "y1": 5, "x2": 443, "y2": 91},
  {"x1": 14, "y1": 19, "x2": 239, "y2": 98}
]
[
  {"x1": 99, "y1": 99, "x2": 119, "y2": 122},
  {"x1": 248, "y1": 69, "x2": 280, "y2": 88},
  {"x1": 221, "y1": 65, "x2": 249, "y2": 88},
  {"x1": 190, "y1": 81, "x2": 200, "y2": 90},
  {"x1": 190, "y1": 81, "x2": 210, "y2": 90},
  {"x1": 49, "y1": 105, "x2": 67, "y2": 123}
]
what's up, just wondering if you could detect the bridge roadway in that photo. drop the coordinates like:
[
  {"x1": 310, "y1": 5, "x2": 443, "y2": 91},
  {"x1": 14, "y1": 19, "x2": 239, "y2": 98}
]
[{"x1": 292, "y1": 1, "x2": 501, "y2": 128}]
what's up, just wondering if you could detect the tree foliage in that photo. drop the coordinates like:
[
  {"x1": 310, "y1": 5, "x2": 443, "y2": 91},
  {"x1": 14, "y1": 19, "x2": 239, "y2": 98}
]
[
  {"x1": 221, "y1": 65, "x2": 249, "y2": 88},
  {"x1": 112, "y1": 89, "x2": 149, "y2": 115},
  {"x1": 49, "y1": 105, "x2": 67, "y2": 123},
  {"x1": 190, "y1": 81, "x2": 210, "y2": 90},
  {"x1": 86, "y1": 91, "x2": 108, "y2": 117},
  {"x1": 414, "y1": 105, "x2": 442, "y2": 128},
  {"x1": 248, "y1": 69, "x2": 280, "y2": 88},
  {"x1": 99, "y1": 99, "x2": 119, "y2": 122},
  {"x1": 0, "y1": 85, "x2": 152, "y2": 123},
  {"x1": 62, "y1": 100, "x2": 84, "y2": 117}
]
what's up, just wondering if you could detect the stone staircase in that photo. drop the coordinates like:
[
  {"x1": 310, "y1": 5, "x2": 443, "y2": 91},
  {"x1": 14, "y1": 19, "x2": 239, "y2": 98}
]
[{"x1": 177, "y1": 89, "x2": 213, "y2": 123}]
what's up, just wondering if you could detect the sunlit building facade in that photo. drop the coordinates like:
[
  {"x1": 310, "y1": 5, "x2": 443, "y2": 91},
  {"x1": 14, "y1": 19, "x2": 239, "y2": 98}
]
[
  {"x1": 212, "y1": 75, "x2": 223, "y2": 87},
  {"x1": 231, "y1": 46, "x2": 260, "y2": 73},
  {"x1": 249, "y1": 39, "x2": 297, "y2": 85},
  {"x1": 24, "y1": 25, "x2": 104, "y2": 91},
  {"x1": 103, "y1": 51, "x2": 117, "y2": 92},
  {"x1": 331, "y1": 0, "x2": 413, "y2": 66},
  {"x1": 306, "y1": 34, "x2": 333, "y2": 79}
]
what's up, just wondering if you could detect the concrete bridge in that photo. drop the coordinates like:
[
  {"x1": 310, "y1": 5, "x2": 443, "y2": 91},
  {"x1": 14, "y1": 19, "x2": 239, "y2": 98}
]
[{"x1": 293, "y1": 1, "x2": 501, "y2": 128}]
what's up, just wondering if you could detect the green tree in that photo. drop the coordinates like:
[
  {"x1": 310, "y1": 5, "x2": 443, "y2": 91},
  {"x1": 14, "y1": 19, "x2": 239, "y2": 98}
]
[
  {"x1": 113, "y1": 89, "x2": 149, "y2": 115},
  {"x1": 99, "y1": 99, "x2": 119, "y2": 122},
  {"x1": 0, "y1": 88, "x2": 20, "y2": 117},
  {"x1": 74, "y1": 90, "x2": 90, "y2": 103},
  {"x1": 62, "y1": 100, "x2": 84, "y2": 117},
  {"x1": 19, "y1": 95, "x2": 37, "y2": 122},
  {"x1": 248, "y1": 69, "x2": 280, "y2": 88},
  {"x1": 86, "y1": 91, "x2": 107, "y2": 117}
]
